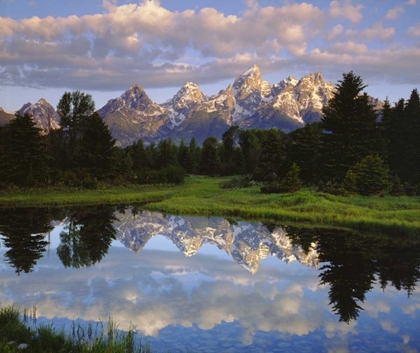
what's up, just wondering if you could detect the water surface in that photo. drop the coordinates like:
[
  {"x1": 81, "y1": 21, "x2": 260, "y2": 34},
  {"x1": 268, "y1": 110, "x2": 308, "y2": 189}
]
[{"x1": 0, "y1": 205, "x2": 419, "y2": 352}]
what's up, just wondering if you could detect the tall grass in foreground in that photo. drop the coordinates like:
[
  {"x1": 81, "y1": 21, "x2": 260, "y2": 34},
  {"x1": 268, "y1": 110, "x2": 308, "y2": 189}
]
[{"x1": 0, "y1": 306, "x2": 151, "y2": 353}]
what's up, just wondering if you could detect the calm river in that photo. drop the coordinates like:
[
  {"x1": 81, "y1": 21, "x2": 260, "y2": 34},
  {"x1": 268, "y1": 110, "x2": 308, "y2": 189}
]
[{"x1": 0, "y1": 205, "x2": 419, "y2": 352}]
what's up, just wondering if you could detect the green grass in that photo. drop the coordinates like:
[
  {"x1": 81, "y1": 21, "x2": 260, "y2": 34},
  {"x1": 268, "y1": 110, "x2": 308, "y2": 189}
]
[
  {"x1": 0, "y1": 306, "x2": 151, "y2": 353},
  {"x1": 1, "y1": 175, "x2": 420, "y2": 233}
]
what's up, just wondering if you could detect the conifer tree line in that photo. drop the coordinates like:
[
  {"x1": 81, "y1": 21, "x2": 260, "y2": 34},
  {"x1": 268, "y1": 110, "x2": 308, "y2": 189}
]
[{"x1": 0, "y1": 71, "x2": 419, "y2": 195}]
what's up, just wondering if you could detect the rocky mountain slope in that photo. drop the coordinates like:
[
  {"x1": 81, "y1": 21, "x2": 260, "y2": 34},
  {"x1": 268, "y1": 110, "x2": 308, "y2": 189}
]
[
  {"x1": 0, "y1": 108, "x2": 14, "y2": 126},
  {"x1": 97, "y1": 64, "x2": 338, "y2": 146},
  {"x1": 6, "y1": 65, "x2": 382, "y2": 146},
  {"x1": 17, "y1": 98, "x2": 61, "y2": 131},
  {"x1": 113, "y1": 210, "x2": 319, "y2": 274}
]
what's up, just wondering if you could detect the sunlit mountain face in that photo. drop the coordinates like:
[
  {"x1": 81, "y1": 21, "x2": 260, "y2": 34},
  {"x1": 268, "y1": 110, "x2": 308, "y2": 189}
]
[{"x1": 1, "y1": 205, "x2": 420, "y2": 352}]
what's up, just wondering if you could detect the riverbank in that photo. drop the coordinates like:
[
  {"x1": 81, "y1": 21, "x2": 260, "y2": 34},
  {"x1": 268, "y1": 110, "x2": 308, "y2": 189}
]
[
  {"x1": 0, "y1": 306, "x2": 151, "y2": 353},
  {"x1": 1, "y1": 176, "x2": 419, "y2": 233}
]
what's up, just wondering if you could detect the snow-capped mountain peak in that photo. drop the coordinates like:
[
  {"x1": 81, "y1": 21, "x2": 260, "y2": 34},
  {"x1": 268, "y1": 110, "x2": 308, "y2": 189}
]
[{"x1": 17, "y1": 98, "x2": 60, "y2": 131}]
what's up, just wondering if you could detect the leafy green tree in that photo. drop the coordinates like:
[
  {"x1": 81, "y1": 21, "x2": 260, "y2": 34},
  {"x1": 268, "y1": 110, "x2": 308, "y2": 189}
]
[
  {"x1": 128, "y1": 139, "x2": 151, "y2": 182},
  {"x1": 57, "y1": 91, "x2": 95, "y2": 146},
  {"x1": 200, "y1": 136, "x2": 220, "y2": 175},
  {"x1": 0, "y1": 114, "x2": 49, "y2": 187},
  {"x1": 57, "y1": 206, "x2": 117, "y2": 268},
  {"x1": 321, "y1": 72, "x2": 379, "y2": 182},
  {"x1": 78, "y1": 112, "x2": 116, "y2": 180}
]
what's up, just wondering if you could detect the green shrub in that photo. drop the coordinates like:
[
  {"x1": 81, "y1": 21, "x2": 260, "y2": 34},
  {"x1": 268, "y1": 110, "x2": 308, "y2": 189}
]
[{"x1": 345, "y1": 155, "x2": 390, "y2": 196}]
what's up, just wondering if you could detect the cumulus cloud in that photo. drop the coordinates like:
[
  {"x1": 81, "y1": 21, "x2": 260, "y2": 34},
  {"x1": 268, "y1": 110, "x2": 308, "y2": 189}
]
[
  {"x1": 0, "y1": 0, "x2": 419, "y2": 100},
  {"x1": 328, "y1": 24, "x2": 344, "y2": 40},
  {"x1": 345, "y1": 22, "x2": 395, "y2": 42},
  {"x1": 384, "y1": 6, "x2": 404, "y2": 21},
  {"x1": 406, "y1": 23, "x2": 420, "y2": 36},
  {"x1": 329, "y1": 0, "x2": 363, "y2": 23}
]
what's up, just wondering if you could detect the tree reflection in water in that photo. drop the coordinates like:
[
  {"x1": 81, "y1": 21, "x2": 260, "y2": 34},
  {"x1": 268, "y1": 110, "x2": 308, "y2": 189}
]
[
  {"x1": 0, "y1": 208, "x2": 52, "y2": 275},
  {"x1": 287, "y1": 226, "x2": 420, "y2": 323},
  {"x1": 57, "y1": 205, "x2": 118, "y2": 268},
  {"x1": 1, "y1": 205, "x2": 420, "y2": 324}
]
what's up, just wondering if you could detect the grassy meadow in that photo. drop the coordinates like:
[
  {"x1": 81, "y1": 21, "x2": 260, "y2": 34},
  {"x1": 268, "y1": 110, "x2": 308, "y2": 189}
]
[{"x1": 0, "y1": 175, "x2": 419, "y2": 233}]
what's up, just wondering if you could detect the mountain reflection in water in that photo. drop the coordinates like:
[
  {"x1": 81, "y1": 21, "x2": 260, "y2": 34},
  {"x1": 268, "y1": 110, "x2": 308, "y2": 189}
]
[{"x1": 0, "y1": 205, "x2": 420, "y2": 352}]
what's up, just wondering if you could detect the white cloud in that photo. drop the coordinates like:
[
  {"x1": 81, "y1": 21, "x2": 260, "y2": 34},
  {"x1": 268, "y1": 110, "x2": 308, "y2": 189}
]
[
  {"x1": 406, "y1": 23, "x2": 420, "y2": 36},
  {"x1": 0, "y1": 0, "x2": 419, "y2": 101},
  {"x1": 329, "y1": 0, "x2": 363, "y2": 23},
  {"x1": 384, "y1": 6, "x2": 404, "y2": 21},
  {"x1": 407, "y1": 0, "x2": 417, "y2": 5},
  {"x1": 328, "y1": 24, "x2": 344, "y2": 40},
  {"x1": 345, "y1": 22, "x2": 395, "y2": 42}
]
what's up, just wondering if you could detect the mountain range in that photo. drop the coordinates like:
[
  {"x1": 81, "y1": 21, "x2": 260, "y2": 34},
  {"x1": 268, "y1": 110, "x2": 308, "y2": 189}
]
[
  {"x1": 1, "y1": 65, "x2": 383, "y2": 146},
  {"x1": 113, "y1": 210, "x2": 319, "y2": 274}
]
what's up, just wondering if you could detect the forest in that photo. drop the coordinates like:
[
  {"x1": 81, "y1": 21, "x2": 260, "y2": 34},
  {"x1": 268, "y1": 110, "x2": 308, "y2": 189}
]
[{"x1": 0, "y1": 71, "x2": 419, "y2": 197}]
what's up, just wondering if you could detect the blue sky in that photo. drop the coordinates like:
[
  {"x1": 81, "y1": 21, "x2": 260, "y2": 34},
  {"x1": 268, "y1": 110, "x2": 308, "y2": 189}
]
[{"x1": 1, "y1": 0, "x2": 419, "y2": 111}]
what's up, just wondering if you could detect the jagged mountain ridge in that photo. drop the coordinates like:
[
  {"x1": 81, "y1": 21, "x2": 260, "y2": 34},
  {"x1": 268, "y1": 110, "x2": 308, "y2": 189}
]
[
  {"x1": 16, "y1": 98, "x2": 61, "y2": 131},
  {"x1": 113, "y1": 210, "x2": 319, "y2": 274},
  {"x1": 97, "y1": 65, "x2": 338, "y2": 146},
  {"x1": 10, "y1": 65, "x2": 382, "y2": 146}
]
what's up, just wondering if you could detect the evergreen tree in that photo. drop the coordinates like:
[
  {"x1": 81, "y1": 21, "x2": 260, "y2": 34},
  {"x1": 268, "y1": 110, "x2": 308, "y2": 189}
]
[
  {"x1": 321, "y1": 72, "x2": 379, "y2": 182},
  {"x1": 128, "y1": 139, "x2": 151, "y2": 182},
  {"x1": 347, "y1": 155, "x2": 390, "y2": 195},
  {"x1": 156, "y1": 138, "x2": 177, "y2": 168},
  {"x1": 403, "y1": 89, "x2": 420, "y2": 184},
  {"x1": 185, "y1": 138, "x2": 201, "y2": 174},
  {"x1": 239, "y1": 129, "x2": 262, "y2": 174},
  {"x1": 289, "y1": 122, "x2": 323, "y2": 184},
  {"x1": 78, "y1": 112, "x2": 116, "y2": 180},
  {"x1": 178, "y1": 139, "x2": 188, "y2": 168},
  {"x1": 200, "y1": 136, "x2": 220, "y2": 175},
  {"x1": 253, "y1": 129, "x2": 286, "y2": 182},
  {"x1": 0, "y1": 114, "x2": 49, "y2": 187}
]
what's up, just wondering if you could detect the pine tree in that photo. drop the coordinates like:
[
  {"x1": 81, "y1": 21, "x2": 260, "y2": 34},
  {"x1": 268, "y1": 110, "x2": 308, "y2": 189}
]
[
  {"x1": 350, "y1": 154, "x2": 390, "y2": 195},
  {"x1": 253, "y1": 129, "x2": 286, "y2": 182},
  {"x1": 321, "y1": 72, "x2": 379, "y2": 182},
  {"x1": 0, "y1": 114, "x2": 49, "y2": 187},
  {"x1": 200, "y1": 136, "x2": 220, "y2": 175},
  {"x1": 289, "y1": 122, "x2": 323, "y2": 184},
  {"x1": 78, "y1": 112, "x2": 116, "y2": 180}
]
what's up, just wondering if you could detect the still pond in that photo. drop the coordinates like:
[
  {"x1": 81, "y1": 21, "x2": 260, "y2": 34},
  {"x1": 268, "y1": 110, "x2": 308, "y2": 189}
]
[{"x1": 0, "y1": 205, "x2": 419, "y2": 352}]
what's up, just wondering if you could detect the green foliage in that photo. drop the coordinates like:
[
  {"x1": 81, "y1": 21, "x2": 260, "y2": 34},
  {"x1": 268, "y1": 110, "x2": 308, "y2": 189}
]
[
  {"x1": 321, "y1": 71, "x2": 380, "y2": 182},
  {"x1": 289, "y1": 122, "x2": 323, "y2": 184},
  {"x1": 253, "y1": 129, "x2": 287, "y2": 181},
  {"x1": 261, "y1": 163, "x2": 302, "y2": 194},
  {"x1": 0, "y1": 114, "x2": 49, "y2": 188},
  {"x1": 200, "y1": 136, "x2": 220, "y2": 175},
  {"x1": 346, "y1": 155, "x2": 390, "y2": 195},
  {"x1": 57, "y1": 91, "x2": 95, "y2": 145},
  {"x1": 0, "y1": 305, "x2": 150, "y2": 353},
  {"x1": 78, "y1": 113, "x2": 116, "y2": 179},
  {"x1": 389, "y1": 175, "x2": 406, "y2": 196}
]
